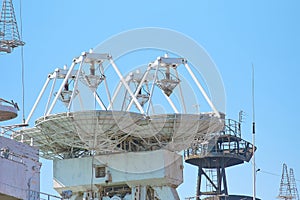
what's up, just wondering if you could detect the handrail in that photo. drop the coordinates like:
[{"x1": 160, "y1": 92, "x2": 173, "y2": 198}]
[{"x1": 222, "y1": 119, "x2": 241, "y2": 138}]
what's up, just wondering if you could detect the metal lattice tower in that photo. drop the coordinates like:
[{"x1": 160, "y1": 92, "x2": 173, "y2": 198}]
[
  {"x1": 278, "y1": 163, "x2": 293, "y2": 199},
  {"x1": 289, "y1": 168, "x2": 300, "y2": 200},
  {"x1": 0, "y1": 0, "x2": 24, "y2": 53}
]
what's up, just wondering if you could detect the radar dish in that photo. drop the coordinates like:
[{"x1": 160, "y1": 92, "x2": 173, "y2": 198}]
[
  {"x1": 17, "y1": 51, "x2": 224, "y2": 159},
  {"x1": 15, "y1": 110, "x2": 222, "y2": 159}
]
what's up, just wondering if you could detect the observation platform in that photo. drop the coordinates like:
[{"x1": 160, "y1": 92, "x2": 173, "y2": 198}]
[
  {"x1": 184, "y1": 119, "x2": 256, "y2": 199},
  {"x1": 184, "y1": 134, "x2": 254, "y2": 168},
  {"x1": 0, "y1": 99, "x2": 18, "y2": 121},
  {"x1": 184, "y1": 119, "x2": 255, "y2": 168}
]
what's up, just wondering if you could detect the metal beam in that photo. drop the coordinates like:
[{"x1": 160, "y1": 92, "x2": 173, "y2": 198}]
[
  {"x1": 184, "y1": 63, "x2": 220, "y2": 118},
  {"x1": 46, "y1": 57, "x2": 82, "y2": 115},
  {"x1": 108, "y1": 81, "x2": 123, "y2": 110},
  {"x1": 25, "y1": 77, "x2": 51, "y2": 124},
  {"x1": 162, "y1": 90, "x2": 179, "y2": 114},
  {"x1": 109, "y1": 57, "x2": 144, "y2": 114},
  {"x1": 146, "y1": 62, "x2": 159, "y2": 115},
  {"x1": 126, "y1": 67, "x2": 151, "y2": 111}
]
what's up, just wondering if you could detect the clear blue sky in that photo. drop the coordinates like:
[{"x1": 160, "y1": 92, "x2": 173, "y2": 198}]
[{"x1": 1, "y1": 0, "x2": 300, "y2": 199}]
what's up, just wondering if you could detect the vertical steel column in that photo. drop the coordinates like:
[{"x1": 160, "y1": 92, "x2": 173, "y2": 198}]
[
  {"x1": 196, "y1": 167, "x2": 202, "y2": 200},
  {"x1": 217, "y1": 167, "x2": 222, "y2": 194},
  {"x1": 222, "y1": 167, "x2": 228, "y2": 195}
]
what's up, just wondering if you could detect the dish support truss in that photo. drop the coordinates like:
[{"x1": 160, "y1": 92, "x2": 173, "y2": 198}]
[
  {"x1": 25, "y1": 51, "x2": 220, "y2": 125},
  {"x1": 14, "y1": 51, "x2": 224, "y2": 159}
]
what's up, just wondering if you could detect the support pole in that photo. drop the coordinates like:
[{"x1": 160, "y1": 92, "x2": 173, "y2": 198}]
[
  {"x1": 222, "y1": 167, "x2": 228, "y2": 195},
  {"x1": 217, "y1": 167, "x2": 221, "y2": 194},
  {"x1": 184, "y1": 63, "x2": 220, "y2": 118},
  {"x1": 126, "y1": 67, "x2": 151, "y2": 111},
  {"x1": 253, "y1": 127, "x2": 256, "y2": 200},
  {"x1": 162, "y1": 90, "x2": 179, "y2": 113},
  {"x1": 146, "y1": 62, "x2": 159, "y2": 115},
  {"x1": 108, "y1": 81, "x2": 123, "y2": 110},
  {"x1": 93, "y1": 91, "x2": 106, "y2": 110},
  {"x1": 196, "y1": 167, "x2": 202, "y2": 200},
  {"x1": 252, "y1": 64, "x2": 256, "y2": 200},
  {"x1": 109, "y1": 58, "x2": 144, "y2": 114},
  {"x1": 47, "y1": 57, "x2": 81, "y2": 115},
  {"x1": 100, "y1": 64, "x2": 112, "y2": 109},
  {"x1": 175, "y1": 70, "x2": 187, "y2": 114},
  {"x1": 67, "y1": 62, "x2": 82, "y2": 111},
  {"x1": 44, "y1": 72, "x2": 57, "y2": 115},
  {"x1": 25, "y1": 77, "x2": 50, "y2": 124}
]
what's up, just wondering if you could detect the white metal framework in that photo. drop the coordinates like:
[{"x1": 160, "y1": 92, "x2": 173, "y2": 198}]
[
  {"x1": 25, "y1": 52, "x2": 220, "y2": 121},
  {"x1": 16, "y1": 51, "x2": 223, "y2": 159},
  {"x1": 12, "y1": 51, "x2": 225, "y2": 200}
]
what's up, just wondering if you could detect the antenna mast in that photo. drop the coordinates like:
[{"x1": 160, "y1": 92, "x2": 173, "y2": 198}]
[
  {"x1": 289, "y1": 168, "x2": 300, "y2": 200},
  {"x1": 0, "y1": 0, "x2": 24, "y2": 53},
  {"x1": 278, "y1": 163, "x2": 292, "y2": 199},
  {"x1": 278, "y1": 163, "x2": 300, "y2": 200},
  {"x1": 252, "y1": 64, "x2": 257, "y2": 200}
]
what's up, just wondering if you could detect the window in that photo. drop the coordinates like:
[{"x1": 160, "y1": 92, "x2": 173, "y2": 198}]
[{"x1": 95, "y1": 166, "x2": 106, "y2": 178}]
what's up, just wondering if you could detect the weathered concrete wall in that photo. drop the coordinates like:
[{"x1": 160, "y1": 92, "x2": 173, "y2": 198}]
[
  {"x1": 0, "y1": 136, "x2": 41, "y2": 200},
  {"x1": 53, "y1": 150, "x2": 183, "y2": 194}
]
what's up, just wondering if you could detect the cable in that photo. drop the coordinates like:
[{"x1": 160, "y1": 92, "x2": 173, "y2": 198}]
[
  {"x1": 257, "y1": 168, "x2": 300, "y2": 183},
  {"x1": 90, "y1": 95, "x2": 98, "y2": 197},
  {"x1": 259, "y1": 169, "x2": 280, "y2": 177},
  {"x1": 19, "y1": 0, "x2": 25, "y2": 124}
]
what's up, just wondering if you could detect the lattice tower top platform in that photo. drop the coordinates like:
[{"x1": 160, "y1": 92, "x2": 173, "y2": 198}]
[{"x1": 0, "y1": 0, "x2": 24, "y2": 53}]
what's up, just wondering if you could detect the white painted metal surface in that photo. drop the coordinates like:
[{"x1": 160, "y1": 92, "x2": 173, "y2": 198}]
[
  {"x1": 16, "y1": 110, "x2": 222, "y2": 159},
  {"x1": 23, "y1": 52, "x2": 222, "y2": 122},
  {"x1": 17, "y1": 52, "x2": 224, "y2": 159}
]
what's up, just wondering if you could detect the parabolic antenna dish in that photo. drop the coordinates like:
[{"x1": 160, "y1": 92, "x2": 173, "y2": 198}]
[
  {"x1": 17, "y1": 51, "x2": 225, "y2": 159},
  {"x1": 17, "y1": 110, "x2": 223, "y2": 159}
]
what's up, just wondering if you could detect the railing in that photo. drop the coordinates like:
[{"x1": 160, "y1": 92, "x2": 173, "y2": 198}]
[
  {"x1": 184, "y1": 117, "x2": 254, "y2": 161},
  {"x1": 0, "y1": 180, "x2": 62, "y2": 200},
  {"x1": 184, "y1": 139, "x2": 254, "y2": 164},
  {"x1": 0, "y1": 147, "x2": 25, "y2": 164},
  {"x1": 28, "y1": 189, "x2": 63, "y2": 200},
  {"x1": 222, "y1": 119, "x2": 241, "y2": 137},
  {"x1": 0, "y1": 123, "x2": 32, "y2": 145}
]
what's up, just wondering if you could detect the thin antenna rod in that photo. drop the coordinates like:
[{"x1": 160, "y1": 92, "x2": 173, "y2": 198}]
[
  {"x1": 19, "y1": 0, "x2": 25, "y2": 123},
  {"x1": 252, "y1": 63, "x2": 256, "y2": 200}
]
